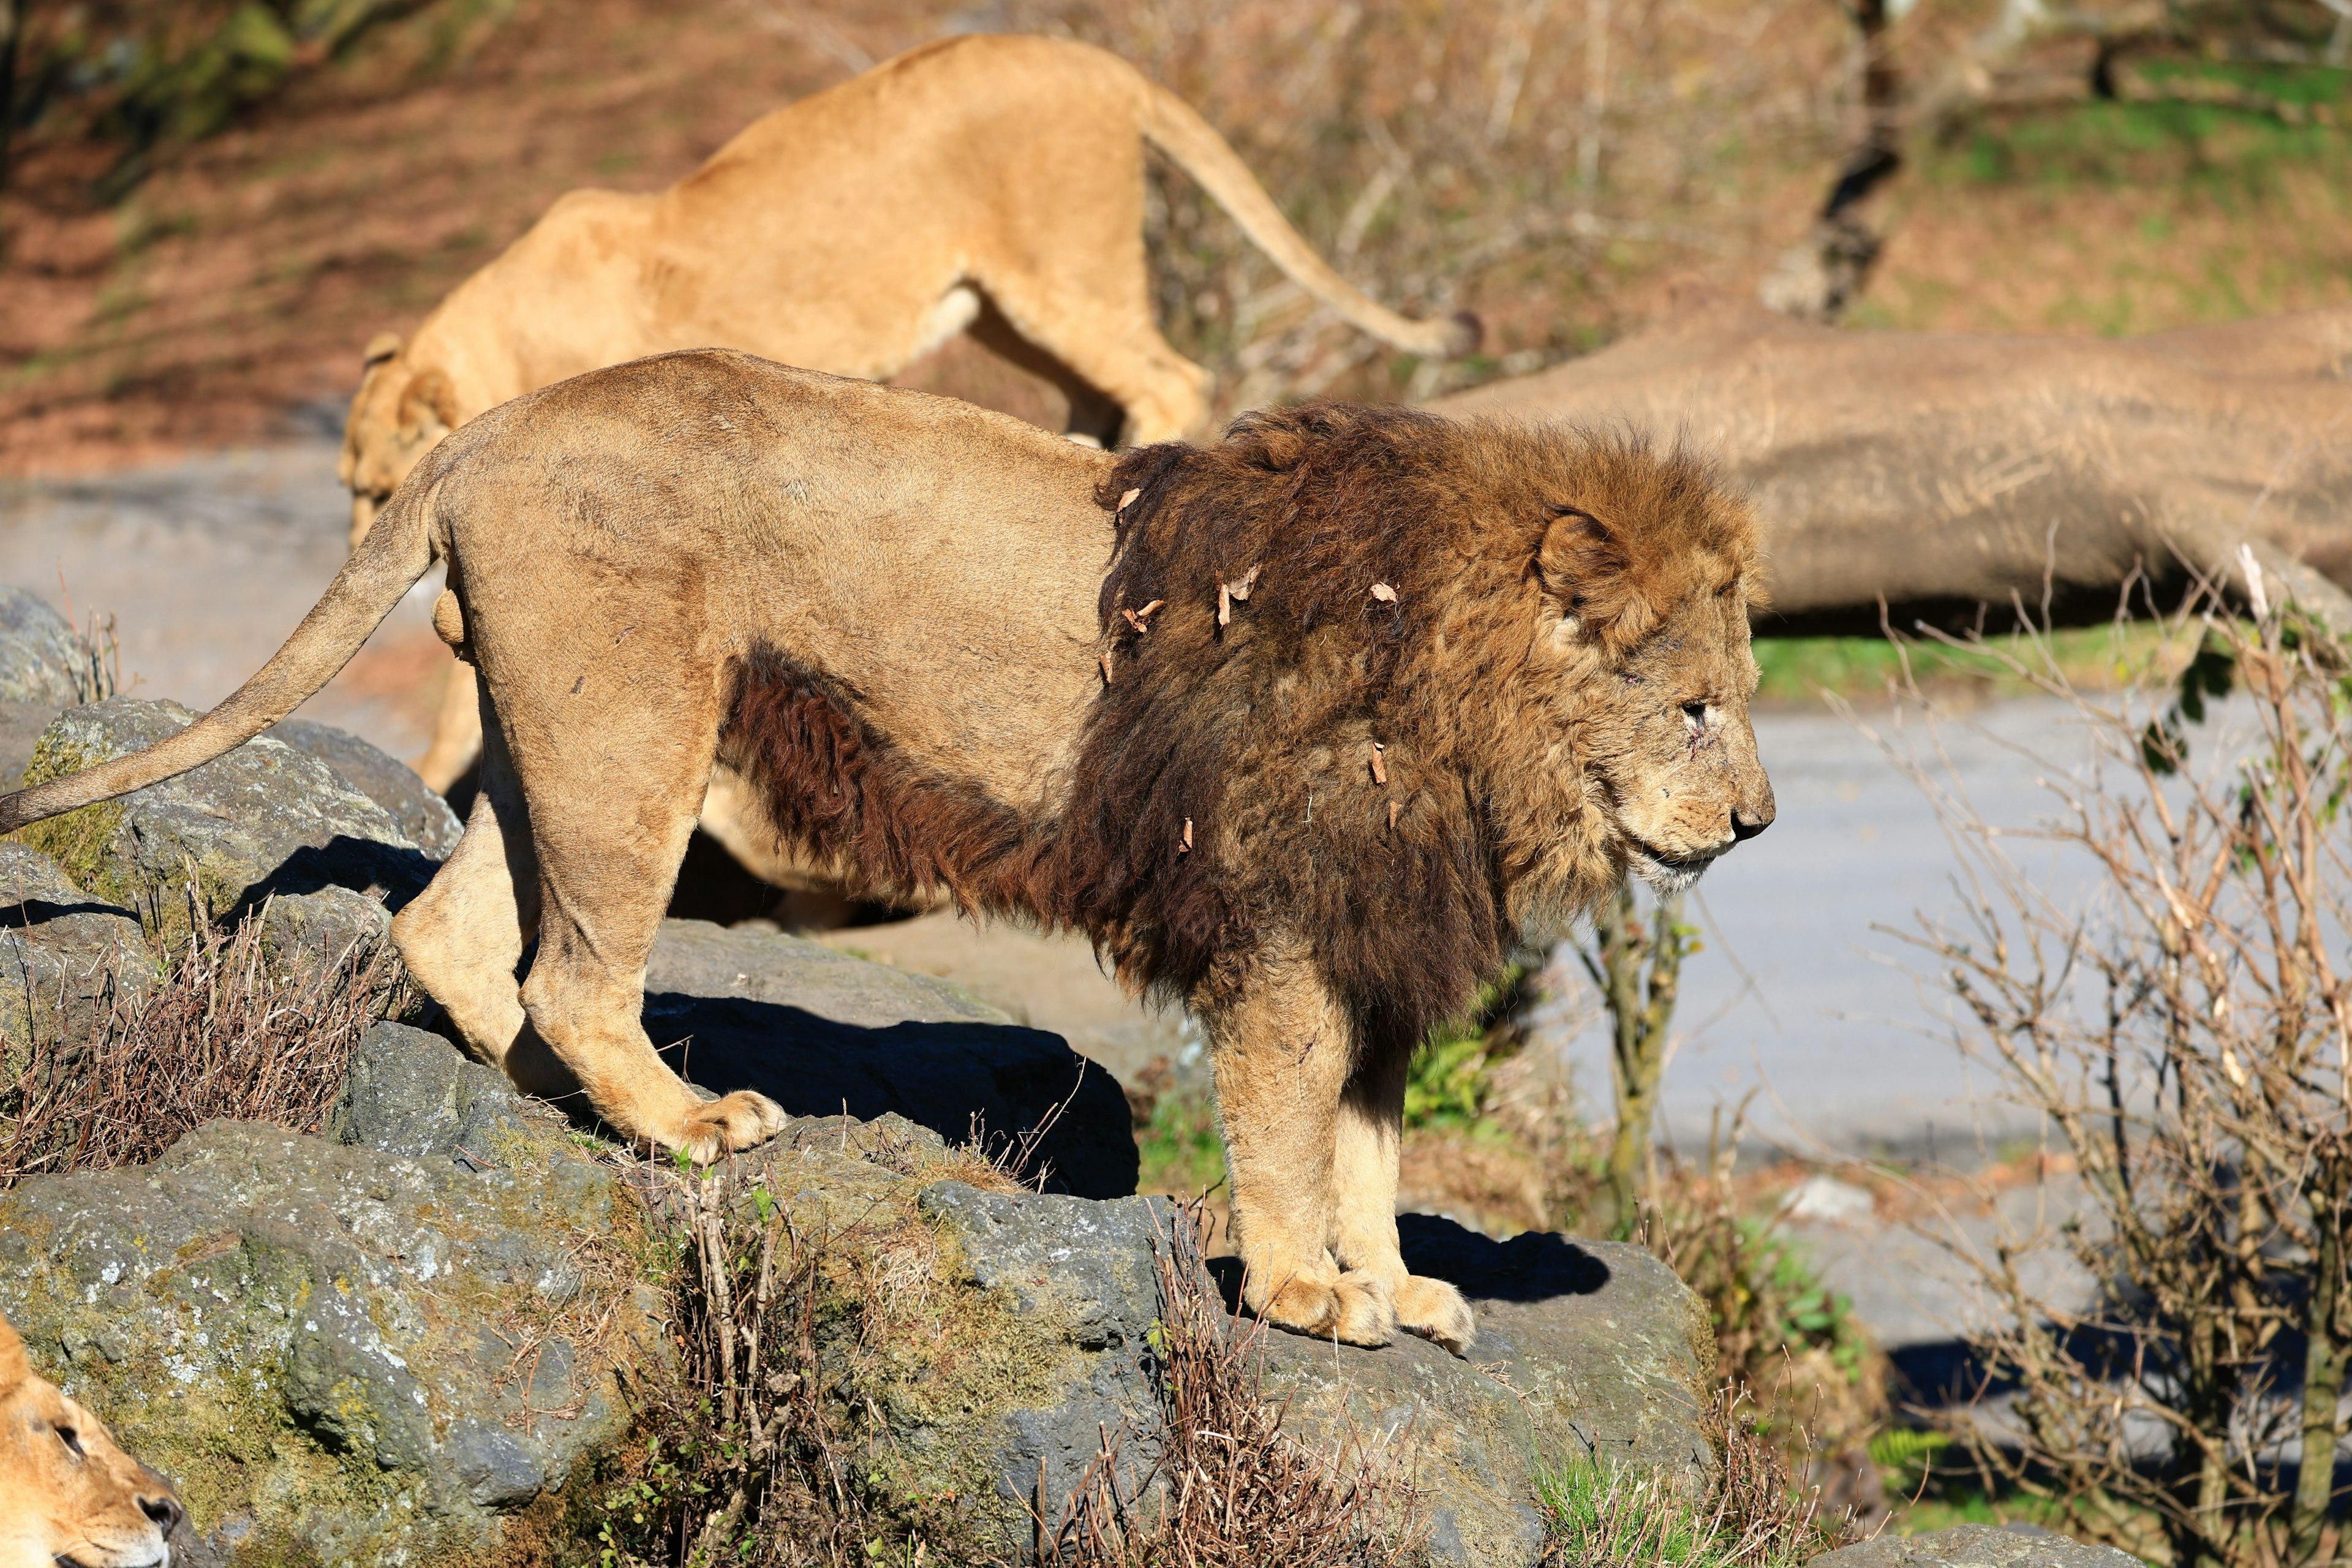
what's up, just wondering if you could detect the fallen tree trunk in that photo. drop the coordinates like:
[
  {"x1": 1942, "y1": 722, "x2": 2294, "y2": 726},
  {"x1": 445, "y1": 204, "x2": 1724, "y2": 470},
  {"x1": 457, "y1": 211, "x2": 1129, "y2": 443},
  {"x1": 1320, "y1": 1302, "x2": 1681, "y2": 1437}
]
[{"x1": 1429, "y1": 296, "x2": 2352, "y2": 635}]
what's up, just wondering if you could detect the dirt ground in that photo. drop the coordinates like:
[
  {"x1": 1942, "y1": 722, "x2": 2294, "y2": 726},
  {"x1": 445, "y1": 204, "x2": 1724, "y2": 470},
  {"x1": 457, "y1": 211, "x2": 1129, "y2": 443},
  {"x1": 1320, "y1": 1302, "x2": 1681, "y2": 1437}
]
[{"x1": 5, "y1": 0, "x2": 2345, "y2": 475}]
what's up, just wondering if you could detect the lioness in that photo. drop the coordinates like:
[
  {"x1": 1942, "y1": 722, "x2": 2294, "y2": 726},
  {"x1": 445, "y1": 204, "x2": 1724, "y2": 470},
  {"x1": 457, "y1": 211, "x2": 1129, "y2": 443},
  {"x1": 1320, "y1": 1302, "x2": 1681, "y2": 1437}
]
[
  {"x1": 0, "y1": 1311, "x2": 183, "y2": 1568},
  {"x1": 2, "y1": 353, "x2": 1772, "y2": 1354},
  {"x1": 349, "y1": 31, "x2": 1475, "y2": 794}
]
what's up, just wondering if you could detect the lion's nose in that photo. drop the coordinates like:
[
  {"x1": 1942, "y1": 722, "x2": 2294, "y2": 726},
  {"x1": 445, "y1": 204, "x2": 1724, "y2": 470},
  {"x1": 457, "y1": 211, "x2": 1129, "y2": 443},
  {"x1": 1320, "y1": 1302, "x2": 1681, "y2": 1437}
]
[
  {"x1": 140, "y1": 1490, "x2": 184, "y2": 1536},
  {"x1": 1730, "y1": 806, "x2": 1771, "y2": 843}
]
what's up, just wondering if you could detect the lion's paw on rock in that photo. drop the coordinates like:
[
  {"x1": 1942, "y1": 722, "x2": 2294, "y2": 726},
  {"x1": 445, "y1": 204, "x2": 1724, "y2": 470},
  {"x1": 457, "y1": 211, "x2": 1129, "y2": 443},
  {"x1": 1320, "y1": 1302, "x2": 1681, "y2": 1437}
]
[
  {"x1": 677, "y1": 1089, "x2": 790, "y2": 1160},
  {"x1": 1261, "y1": 1270, "x2": 1398, "y2": 1348},
  {"x1": 1396, "y1": 1273, "x2": 1477, "y2": 1357}
]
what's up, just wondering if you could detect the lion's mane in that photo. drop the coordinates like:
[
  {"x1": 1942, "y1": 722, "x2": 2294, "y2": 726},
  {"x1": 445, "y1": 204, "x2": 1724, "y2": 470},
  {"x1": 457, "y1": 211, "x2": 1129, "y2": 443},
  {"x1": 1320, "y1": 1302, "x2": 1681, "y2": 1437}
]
[{"x1": 722, "y1": 403, "x2": 1755, "y2": 1057}]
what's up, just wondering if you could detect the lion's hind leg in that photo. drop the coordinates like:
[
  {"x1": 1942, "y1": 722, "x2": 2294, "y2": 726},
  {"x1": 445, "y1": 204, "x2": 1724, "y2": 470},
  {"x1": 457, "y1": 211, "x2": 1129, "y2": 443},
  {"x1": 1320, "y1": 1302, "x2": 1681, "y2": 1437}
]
[
  {"x1": 1332, "y1": 1049, "x2": 1479, "y2": 1357},
  {"x1": 391, "y1": 684, "x2": 573, "y2": 1100},
  {"x1": 1207, "y1": 947, "x2": 1398, "y2": 1348},
  {"x1": 506, "y1": 646, "x2": 785, "y2": 1161}
]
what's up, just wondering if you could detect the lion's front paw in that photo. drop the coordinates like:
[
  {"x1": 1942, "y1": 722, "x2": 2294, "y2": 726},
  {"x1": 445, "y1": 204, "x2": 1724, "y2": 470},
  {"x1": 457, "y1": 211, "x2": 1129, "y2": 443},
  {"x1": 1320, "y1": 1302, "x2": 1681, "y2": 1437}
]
[
  {"x1": 676, "y1": 1090, "x2": 790, "y2": 1162},
  {"x1": 1259, "y1": 1269, "x2": 1397, "y2": 1348},
  {"x1": 1395, "y1": 1274, "x2": 1477, "y2": 1357}
]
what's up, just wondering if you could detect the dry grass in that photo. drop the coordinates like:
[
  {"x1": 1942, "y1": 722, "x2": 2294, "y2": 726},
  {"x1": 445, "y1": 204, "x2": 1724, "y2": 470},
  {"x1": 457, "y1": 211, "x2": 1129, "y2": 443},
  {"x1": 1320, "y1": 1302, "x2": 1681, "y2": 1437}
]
[
  {"x1": 592, "y1": 1153, "x2": 1422, "y2": 1568},
  {"x1": 1034, "y1": 1200, "x2": 1423, "y2": 1568},
  {"x1": 0, "y1": 894, "x2": 409, "y2": 1186}
]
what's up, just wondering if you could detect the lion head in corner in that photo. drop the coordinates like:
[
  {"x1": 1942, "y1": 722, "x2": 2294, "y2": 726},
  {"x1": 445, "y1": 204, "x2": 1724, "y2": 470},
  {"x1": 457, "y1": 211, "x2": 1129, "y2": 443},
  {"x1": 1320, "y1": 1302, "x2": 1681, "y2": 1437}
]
[
  {"x1": 0, "y1": 1311, "x2": 183, "y2": 1568},
  {"x1": 1070, "y1": 402, "x2": 1774, "y2": 1056}
]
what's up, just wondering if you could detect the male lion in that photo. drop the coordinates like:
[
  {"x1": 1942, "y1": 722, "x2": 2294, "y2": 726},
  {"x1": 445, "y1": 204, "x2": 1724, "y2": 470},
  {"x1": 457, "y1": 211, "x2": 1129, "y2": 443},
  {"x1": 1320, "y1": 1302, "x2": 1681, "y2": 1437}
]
[
  {"x1": 0, "y1": 1311, "x2": 183, "y2": 1568},
  {"x1": 2, "y1": 353, "x2": 1773, "y2": 1354},
  {"x1": 342, "y1": 31, "x2": 1477, "y2": 793}
]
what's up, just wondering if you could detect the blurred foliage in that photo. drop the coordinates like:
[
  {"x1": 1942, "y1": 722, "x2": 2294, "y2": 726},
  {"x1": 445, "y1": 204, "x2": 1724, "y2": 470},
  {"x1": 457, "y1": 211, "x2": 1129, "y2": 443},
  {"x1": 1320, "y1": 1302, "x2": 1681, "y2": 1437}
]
[
  {"x1": 1402, "y1": 960, "x2": 1533, "y2": 1133},
  {"x1": 6, "y1": 0, "x2": 510, "y2": 196},
  {"x1": 1750, "y1": 621, "x2": 2186, "y2": 705}
]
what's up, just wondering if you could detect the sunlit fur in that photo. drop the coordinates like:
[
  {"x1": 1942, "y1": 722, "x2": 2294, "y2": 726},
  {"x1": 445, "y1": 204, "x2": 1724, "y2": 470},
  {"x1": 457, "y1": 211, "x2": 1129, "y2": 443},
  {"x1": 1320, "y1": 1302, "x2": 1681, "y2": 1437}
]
[{"x1": 0, "y1": 1313, "x2": 181, "y2": 1568}]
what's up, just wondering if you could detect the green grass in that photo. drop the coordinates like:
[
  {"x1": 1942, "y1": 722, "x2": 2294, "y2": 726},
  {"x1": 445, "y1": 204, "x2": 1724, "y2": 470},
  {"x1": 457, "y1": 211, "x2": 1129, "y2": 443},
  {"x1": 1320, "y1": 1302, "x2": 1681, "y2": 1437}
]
[
  {"x1": 1135, "y1": 1081, "x2": 1226, "y2": 1196},
  {"x1": 1539, "y1": 1462, "x2": 1752, "y2": 1568},
  {"x1": 1750, "y1": 623, "x2": 2180, "y2": 706},
  {"x1": 1932, "y1": 60, "x2": 2352, "y2": 197}
]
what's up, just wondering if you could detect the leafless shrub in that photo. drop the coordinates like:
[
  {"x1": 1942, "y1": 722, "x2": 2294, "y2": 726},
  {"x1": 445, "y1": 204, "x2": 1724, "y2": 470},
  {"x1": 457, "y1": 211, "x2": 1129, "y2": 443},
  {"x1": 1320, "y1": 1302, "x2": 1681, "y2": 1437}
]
[
  {"x1": 1871, "y1": 579, "x2": 2352, "y2": 1567},
  {"x1": 0, "y1": 897, "x2": 407, "y2": 1185},
  {"x1": 1036, "y1": 1199, "x2": 1423, "y2": 1567}
]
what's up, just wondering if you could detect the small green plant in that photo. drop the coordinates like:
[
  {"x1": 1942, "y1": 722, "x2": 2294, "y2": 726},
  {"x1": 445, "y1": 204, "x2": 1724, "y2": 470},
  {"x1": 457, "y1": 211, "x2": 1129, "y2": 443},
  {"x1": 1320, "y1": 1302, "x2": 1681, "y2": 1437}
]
[
  {"x1": 1129, "y1": 1061, "x2": 1227, "y2": 1197},
  {"x1": 1401, "y1": 962, "x2": 1532, "y2": 1135},
  {"x1": 1536, "y1": 1393, "x2": 1855, "y2": 1568}
]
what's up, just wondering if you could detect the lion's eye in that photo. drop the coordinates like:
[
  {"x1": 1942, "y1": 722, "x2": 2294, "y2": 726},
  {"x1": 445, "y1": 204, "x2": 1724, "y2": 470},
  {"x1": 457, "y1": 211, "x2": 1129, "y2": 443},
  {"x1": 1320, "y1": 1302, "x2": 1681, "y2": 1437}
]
[{"x1": 55, "y1": 1423, "x2": 86, "y2": 1460}]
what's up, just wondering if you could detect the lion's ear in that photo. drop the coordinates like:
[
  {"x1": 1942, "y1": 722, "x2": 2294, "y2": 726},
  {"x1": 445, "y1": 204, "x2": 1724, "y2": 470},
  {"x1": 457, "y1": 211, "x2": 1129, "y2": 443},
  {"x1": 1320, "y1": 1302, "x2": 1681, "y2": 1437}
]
[
  {"x1": 397, "y1": 368, "x2": 458, "y2": 437},
  {"x1": 1537, "y1": 503, "x2": 1638, "y2": 638},
  {"x1": 0, "y1": 1314, "x2": 28, "y2": 1396},
  {"x1": 361, "y1": 332, "x2": 404, "y2": 368}
]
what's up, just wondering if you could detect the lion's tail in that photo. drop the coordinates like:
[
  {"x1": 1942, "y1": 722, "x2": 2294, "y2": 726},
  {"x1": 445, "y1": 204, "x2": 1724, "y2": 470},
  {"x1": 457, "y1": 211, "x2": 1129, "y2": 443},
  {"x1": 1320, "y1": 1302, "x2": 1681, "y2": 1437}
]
[
  {"x1": 0, "y1": 474, "x2": 440, "y2": 837},
  {"x1": 1134, "y1": 76, "x2": 1480, "y2": 361}
]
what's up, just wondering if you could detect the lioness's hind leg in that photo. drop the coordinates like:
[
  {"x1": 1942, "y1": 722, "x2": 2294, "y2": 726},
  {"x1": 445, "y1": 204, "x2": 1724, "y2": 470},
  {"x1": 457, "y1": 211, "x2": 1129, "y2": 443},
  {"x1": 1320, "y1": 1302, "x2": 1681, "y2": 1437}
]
[
  {"x1": 1332, "y1": 1050, "x2": 1477, "y2": 1357},
  {"x1": 510, "y1": 658, "x2": 784, "y2": 1161},
  {"x1": 391, "y1": 717, "x2": 573, "y2": 1099},
  {"x1": 415, "y1": 657, "x2": 486, "y2": 794}
]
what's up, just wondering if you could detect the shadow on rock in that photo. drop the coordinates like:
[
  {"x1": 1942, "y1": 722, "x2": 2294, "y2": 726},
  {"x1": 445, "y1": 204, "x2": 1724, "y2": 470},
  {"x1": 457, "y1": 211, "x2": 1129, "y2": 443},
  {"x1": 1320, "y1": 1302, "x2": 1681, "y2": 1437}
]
[{"x1": 644, "y1": 988, "x2": 1138, "y2": 1201}]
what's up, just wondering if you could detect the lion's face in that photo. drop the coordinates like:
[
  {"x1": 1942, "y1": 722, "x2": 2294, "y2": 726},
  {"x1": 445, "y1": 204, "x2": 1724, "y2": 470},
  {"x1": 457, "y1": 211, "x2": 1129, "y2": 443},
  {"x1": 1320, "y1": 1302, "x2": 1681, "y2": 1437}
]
[
  {"x1": 0, "y1": 1317, "x2": 182, "y2": 1568},
  {"x1": 1580, "y1": 587, "x2": 1773, "y2": 892},
  {"x1": 338, "y1": 333, "x2": 456, "y2": 550},
  {"x1": 1517, "y1": 475, "x2": 1773, "y2": 899}
]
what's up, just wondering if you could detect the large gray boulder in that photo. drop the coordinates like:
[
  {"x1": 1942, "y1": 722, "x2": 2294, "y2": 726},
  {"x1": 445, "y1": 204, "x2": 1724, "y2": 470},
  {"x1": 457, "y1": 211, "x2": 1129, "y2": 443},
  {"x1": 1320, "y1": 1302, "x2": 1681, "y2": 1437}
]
[
  {"x1": 1245, "y1": 1216, "x2": 1717, "y2": 1566},
  {"x1": 270, "y1": 718, "x2": 464, "y2": 859},
  {"x1": 1808, "y1": 1524, "x2": 2146, "y2": 1568},
  {"x1": 0, "y1": 1013, "x2": 1717, "y2": 1568},
  {"x1": 14, "y1": 696, "x2": 435, "y2": 960},
  {"x1": 0, "y1": 587, "x2": 85, "y2": 706},
  {"x1": 645, "y1": 918, "x2": 1140, "y2": 1199},
  {"x1": 0, "y1": 841, "x2": 154, "y2": 1071},
  {"x1": 0, "y1": 1021, "x2": 650, "y2": 1565},
  {"x1": 891, "y1": 1180, "x2": 1713, "y2": 1566}
]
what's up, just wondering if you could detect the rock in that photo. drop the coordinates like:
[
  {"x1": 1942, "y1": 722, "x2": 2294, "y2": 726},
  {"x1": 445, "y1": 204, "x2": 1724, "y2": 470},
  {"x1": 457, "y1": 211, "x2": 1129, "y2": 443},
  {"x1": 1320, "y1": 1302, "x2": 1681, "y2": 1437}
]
[
  {"x1": 1807, "y1": 1523, "x2": 2146, "y2": 1568},
  {"x1": 1229, "y1": 1215, "x2": 1717, "y2": 1566},
  {"x1": 644, "y1": 918, "x2": 1139, "y2": 1199},
  {"x1": 1782, "y1": 1174, "x2": 1877, "y2": 1223},
  {"x1": 0, "y1": 841, "x2": 154, "y2": 1071},
  {"x1": 0, "y1": 698, "x2": 66, "y2": 786},
  {"x1": 916, "y1": 1180, "x2": 1174, "y2": 1527},
  {"x1": 270, "y1": 718, "x2": 464, "y2": 859},
  {"x1": 891, "y1": 1183, "x2": 1713, "y2": 1568},
  {"x1": 0, "y1": 1025, "x2": 647, "y2": 1565},
  {"x1": 327, "y1": 1019, "x2": 533, "y2": 1171},
  {"x1": 814, "y1": 908, "x2": 1195, "y2": 1090},
  {"x1": 0, "y1": 587, "x2": 85, "y2": 706},
  {"x1": 13, "y1": 696, "x2": 435, "y2": 953}
]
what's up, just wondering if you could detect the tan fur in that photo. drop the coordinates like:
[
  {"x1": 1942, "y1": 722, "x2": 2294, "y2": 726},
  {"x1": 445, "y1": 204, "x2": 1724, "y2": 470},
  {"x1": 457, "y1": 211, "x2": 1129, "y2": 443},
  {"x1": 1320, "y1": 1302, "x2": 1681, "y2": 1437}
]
[
  {"x1": 0, "y1": 1313, "x2": 182, "y2": 1568},
  {"x1": 0, "y1": 353, "x2": 1770, "y2": 1355},
  {"x1": 337, "y1": 32, "x2": 1475, "y2": 794}
]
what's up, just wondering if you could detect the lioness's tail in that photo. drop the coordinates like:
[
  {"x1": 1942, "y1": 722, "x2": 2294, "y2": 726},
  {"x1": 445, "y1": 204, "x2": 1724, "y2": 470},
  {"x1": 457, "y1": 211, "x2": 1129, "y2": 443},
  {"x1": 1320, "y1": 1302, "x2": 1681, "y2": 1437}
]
[
  {"x1": 1134, "y1": 77, "x2": 1480, "y2": 360},
  {"x1": 0, "y1": 478, "x2": 440, "y2": 836}
]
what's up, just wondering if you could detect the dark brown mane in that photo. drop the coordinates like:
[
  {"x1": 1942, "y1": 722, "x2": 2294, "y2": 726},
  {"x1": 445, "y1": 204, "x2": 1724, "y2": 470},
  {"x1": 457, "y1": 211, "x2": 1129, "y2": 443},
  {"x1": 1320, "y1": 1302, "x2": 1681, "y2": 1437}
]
[{"x1": 722, "y1": 402, "x2": 1754, "y2": 1062}]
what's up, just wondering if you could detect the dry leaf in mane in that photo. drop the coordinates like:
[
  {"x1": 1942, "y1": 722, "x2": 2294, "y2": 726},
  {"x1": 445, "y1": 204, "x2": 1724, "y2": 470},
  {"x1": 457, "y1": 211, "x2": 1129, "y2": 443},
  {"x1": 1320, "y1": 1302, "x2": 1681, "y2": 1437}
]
[
  {"x1": 1370, "y1": 582, "x2": 1397, "y2": 603},
  {"x1": 1370, "y1": 744, "x2": 1388, "y2": 785}
]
